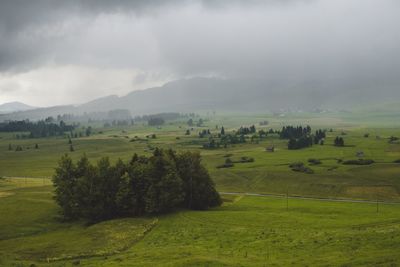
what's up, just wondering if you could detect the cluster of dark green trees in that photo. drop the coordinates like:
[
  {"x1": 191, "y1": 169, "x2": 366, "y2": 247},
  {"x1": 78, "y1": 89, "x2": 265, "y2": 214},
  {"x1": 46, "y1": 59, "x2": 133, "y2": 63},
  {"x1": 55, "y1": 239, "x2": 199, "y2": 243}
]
[
  {"x1": 334, "y1": 136, "x2": 345, "y2": 147},
  {"x1": 53, "y1": 149, "x2": 221, "y2": 222},
  {"x1": 280, "y1": 126, "x2": 326, "y2": 150},
  {"x1": 187, "y1": 118, "x2": 204, "y2": 127},
  {"x1": 198, "y1": 125, "x2": 277, "y2": 149},
  {"x1": 258, "y1": 128, "x2": 276, "y2": 138},
  {"x1": 203, "y1": 135, "x2": 247, "y2": 149},
  {"x1": 280, "y1": 125, "x2": 312, "y2": 139},
  {"x1": 68, "y1": 126, "x2": 92, "y2": 139},
  {"x1": 203, "y1": 125, "x2": 256, "y2": 149},
  {"x1": 148, "y1": 117, "x2": 165, "y2": 126},
  {"x1": 8, "y1": 143, "x2": 39, "y2": 151},
  {"x1": 314, "y1": 129, "x2": 326, "y2": 144},
  {"x1": 0, "y1": 120, "x2": 75, "y2": 138},
  {"x1": 135, "y1": 112, "x2": 188, "y2": 123},
  {"x1": 282, "y1": 125, "x2": 313, "y2": 150},
  {"x1": 199, "y1": 129, "x2": 211, "y2": 138},
  {"x1": 103, "y1": 119, "x2": 134, "y2": 127},
  {"x1": 236, "y1": 125, "x2": 256, "y2": 135},
  {"x1": 287, "y1": 136, "x2": 314, "y2": 150}
]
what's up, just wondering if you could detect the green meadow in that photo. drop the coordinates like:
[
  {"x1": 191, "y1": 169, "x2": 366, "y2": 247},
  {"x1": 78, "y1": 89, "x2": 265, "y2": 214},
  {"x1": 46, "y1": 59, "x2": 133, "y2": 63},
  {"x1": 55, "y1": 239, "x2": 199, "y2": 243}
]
[{"x1": 1, "y1": 111, "x2": 400, "y2": 266}]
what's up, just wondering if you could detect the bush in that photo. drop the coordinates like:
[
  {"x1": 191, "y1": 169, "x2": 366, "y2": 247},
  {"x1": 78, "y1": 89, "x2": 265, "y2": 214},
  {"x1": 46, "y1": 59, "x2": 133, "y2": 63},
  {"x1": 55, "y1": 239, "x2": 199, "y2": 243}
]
[
  {"x1": 308, "y1": 158, "x2": 321, "y2": 165},
  {"x1": 394, "y1": 159, "x2": 400, "y2": 163},
  {"x1": 289, "y1": 162, "x2": 314, "y2": 174},
  {"x1": 217, "y1": 158, "x2": 234, "y2": 168},
  {"x1": 238, "y1": 157, "x2": 254, "y2": 163},
  {"x1": 342, "y1": 159, "x2": 375, "y2": 165}
]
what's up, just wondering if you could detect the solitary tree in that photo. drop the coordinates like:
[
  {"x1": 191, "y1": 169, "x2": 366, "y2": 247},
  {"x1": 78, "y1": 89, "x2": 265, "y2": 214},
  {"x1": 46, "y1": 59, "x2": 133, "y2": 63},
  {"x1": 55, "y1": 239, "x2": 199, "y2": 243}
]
[
  {"x1": 221, "y1": 126, "x2": 225, "y2": 135},
  {"x1": 85, "y1": 126, "x2": 92, "y2": 137}
]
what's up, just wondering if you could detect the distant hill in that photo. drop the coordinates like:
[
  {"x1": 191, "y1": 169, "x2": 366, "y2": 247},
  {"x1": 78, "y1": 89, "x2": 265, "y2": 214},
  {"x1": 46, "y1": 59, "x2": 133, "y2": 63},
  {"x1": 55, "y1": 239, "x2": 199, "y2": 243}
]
[
  {"x1": 1, "y1": 77, "x2": 399, "y2": 121},
  {"x1": 0, "y1": 102, "x2": 36, "y2": 114}
]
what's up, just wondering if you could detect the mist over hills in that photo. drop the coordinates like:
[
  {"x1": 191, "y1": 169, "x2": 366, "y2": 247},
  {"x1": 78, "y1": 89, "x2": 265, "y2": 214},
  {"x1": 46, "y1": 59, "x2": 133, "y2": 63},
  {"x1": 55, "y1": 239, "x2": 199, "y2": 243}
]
[
  {"x1": 1, "y1": 77, "x2": 399, "y2": 121},
  {"x1": 0, "y1": 101, "x2": 35, "y2": 114}
]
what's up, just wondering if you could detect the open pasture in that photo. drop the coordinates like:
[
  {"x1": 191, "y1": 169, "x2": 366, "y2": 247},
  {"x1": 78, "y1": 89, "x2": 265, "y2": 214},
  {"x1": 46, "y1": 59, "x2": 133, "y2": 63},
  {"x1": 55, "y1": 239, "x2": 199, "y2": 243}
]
[
  {"x1": 1, "y1": 113, "x2": 400, "y2": 201},
  {"x1": 0, "y1": 177, "x2": 400, "y2": 266}
]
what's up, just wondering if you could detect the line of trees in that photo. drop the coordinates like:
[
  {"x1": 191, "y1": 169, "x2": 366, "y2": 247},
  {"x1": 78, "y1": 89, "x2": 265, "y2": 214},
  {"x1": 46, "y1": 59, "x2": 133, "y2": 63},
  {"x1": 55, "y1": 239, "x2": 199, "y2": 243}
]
[
  {"x1": 236, "y1": 125, "x2": 256, "y2": 135},
  {"x1": 53, "y1": 149, "x2": 221, "y2": 222},
  {"x1": 288, "y1": 136, "x2": 314, "y2": 150},
  {"x1": 0, "y1": 120, "x2": 75, "y2": 138},
  {"x1": 280, "y1": 125, "x2": 311, "y2": 139},
  {"x1": 135, "y1": 112, "x2": 191, "y2": 122},
  {"x1": 281, "y1": 125, "x2": 326, "y2": 150}
]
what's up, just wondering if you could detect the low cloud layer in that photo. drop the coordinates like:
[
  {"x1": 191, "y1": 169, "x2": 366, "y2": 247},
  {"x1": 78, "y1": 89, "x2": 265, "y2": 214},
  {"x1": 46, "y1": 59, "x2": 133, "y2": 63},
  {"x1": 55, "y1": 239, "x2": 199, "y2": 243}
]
[{"x1": 0, "y1": 0, "x2": 399, "y2": 106}]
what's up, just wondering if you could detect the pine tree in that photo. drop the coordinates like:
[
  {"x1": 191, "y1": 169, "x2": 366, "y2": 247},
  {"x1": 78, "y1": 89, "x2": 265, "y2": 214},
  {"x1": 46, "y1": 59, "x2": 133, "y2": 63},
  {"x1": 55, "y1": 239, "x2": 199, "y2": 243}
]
[
  {"x1": 52, "y1": 154, "x2": 78, "y2": 219},
  {"x1": 145, "y1": 150, "x2": 183, "y2": 214},
  {"x1": 175, "y1": 151, "x2": 222, "y2": 209},
  {"x1": 221, "y1": 126, "x2": 225, "y2": 135}
]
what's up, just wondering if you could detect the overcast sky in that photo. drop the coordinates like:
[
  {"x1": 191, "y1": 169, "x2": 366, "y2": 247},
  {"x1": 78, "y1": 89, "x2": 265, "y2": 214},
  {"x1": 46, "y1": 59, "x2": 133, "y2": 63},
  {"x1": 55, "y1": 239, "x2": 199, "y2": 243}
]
[{"x1": 0, "y1": 0, "x2": 399, "y2": 106}]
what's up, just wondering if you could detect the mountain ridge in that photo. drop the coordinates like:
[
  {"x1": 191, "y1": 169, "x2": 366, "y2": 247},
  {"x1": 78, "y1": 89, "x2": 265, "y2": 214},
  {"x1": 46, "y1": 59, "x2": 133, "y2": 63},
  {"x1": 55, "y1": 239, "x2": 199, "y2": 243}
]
[
  {"x1": 1, "y1": 77, "x2": 399, "y2": 121},
  {"x1": 0, "y1": 101, "x2": 36, "y2": 113}
]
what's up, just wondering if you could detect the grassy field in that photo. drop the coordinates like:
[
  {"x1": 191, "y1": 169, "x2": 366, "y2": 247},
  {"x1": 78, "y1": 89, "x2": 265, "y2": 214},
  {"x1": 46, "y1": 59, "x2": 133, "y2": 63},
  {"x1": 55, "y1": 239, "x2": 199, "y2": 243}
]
[
  {"x1": 1, "y1": 177, "x2": 400, "y2": 266},
  {"x1": 1, "y1": 112, "x2": 399, "y2": 201},
  {"x1": 1, "y1": 111, "x2": 400, "y2": 266}
]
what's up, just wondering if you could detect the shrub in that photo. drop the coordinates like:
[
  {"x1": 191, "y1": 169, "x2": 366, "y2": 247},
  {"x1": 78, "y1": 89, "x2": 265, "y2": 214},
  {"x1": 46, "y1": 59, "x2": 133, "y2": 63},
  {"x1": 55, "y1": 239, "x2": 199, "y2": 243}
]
[
  {"x1": 238, "y1": 157, "x2": 254, "y2": 163},
  {"x1": 217, "y1": 158, "x2": 234, "y2": 168},
  {"x1": 289, "y1": 162, "x2": 314, "y2": 174},
  {"x1": 342, "y1": 159, "x2": 374, "y2": 165},
  {"x1": 308, "y1": 158, "x2": 321, "y2": 165}
]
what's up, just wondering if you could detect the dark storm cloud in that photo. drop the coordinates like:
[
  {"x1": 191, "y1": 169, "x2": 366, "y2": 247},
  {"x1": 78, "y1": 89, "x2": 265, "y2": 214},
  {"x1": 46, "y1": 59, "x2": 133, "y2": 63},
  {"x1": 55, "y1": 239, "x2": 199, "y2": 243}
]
[
  {"x1": 0, "y1": 0, "x2": 400, "y2": 105},
  {"x1": 0, "y1": 0, "x2": 311, "y2": 71}
]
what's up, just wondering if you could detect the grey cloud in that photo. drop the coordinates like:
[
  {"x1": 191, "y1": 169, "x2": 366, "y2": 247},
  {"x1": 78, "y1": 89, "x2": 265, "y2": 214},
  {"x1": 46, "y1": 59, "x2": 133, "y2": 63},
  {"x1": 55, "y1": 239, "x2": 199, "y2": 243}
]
[
  {"x1": 0, "y1": 0, "x2": 309, "y2": 71},
  {"x1": 0, "y1": 0, "x2": 400, "y2": 103}
]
